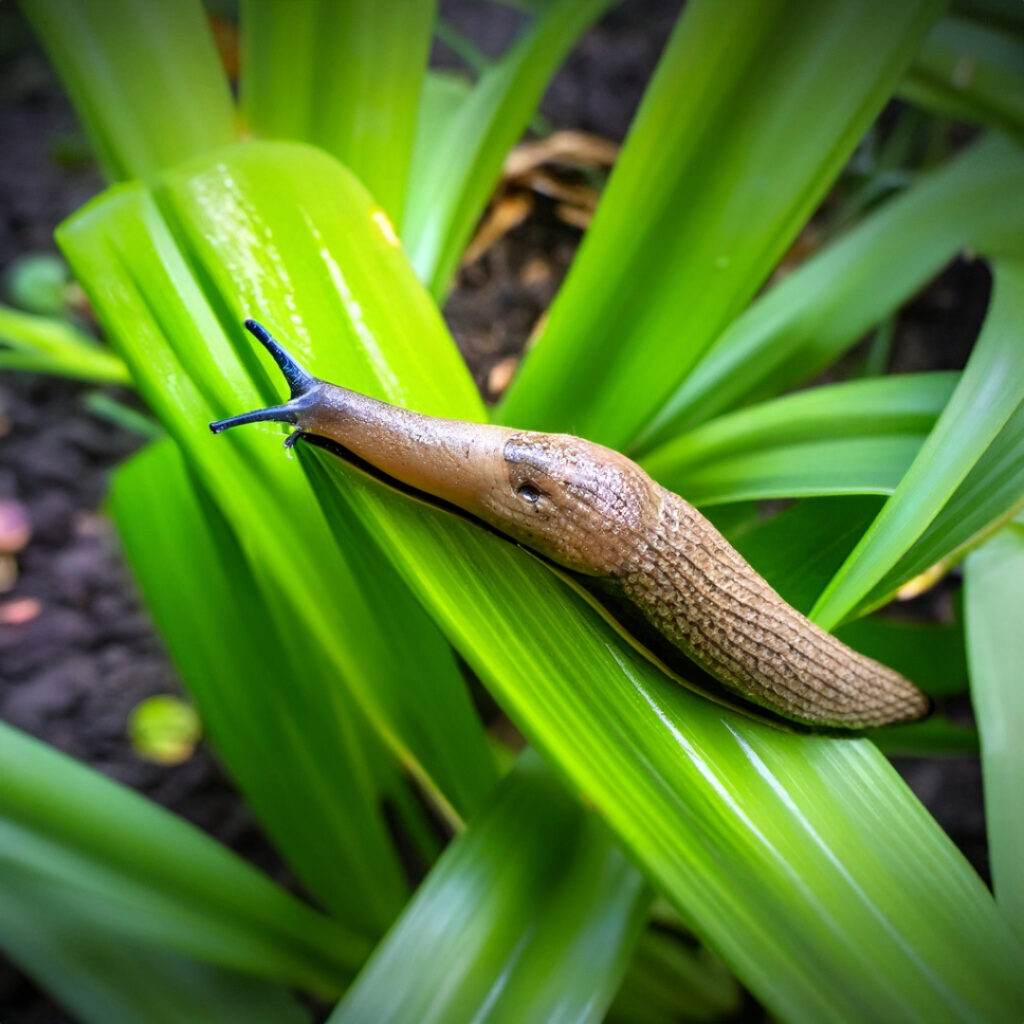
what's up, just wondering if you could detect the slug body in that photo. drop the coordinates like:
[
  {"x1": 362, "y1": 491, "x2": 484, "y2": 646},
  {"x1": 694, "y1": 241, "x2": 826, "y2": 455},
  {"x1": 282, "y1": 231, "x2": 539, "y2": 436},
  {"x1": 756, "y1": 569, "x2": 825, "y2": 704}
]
[{"x1": 212, "y1": 321, "x2": 931, "y2": 732}]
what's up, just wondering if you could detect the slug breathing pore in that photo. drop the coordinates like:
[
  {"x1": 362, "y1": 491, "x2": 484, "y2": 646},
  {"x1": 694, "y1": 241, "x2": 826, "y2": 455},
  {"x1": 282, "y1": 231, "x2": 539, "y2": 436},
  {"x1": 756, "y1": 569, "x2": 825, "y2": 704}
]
[{"x1": 211, "y1": 319, "x2": 932, "y2": 733}]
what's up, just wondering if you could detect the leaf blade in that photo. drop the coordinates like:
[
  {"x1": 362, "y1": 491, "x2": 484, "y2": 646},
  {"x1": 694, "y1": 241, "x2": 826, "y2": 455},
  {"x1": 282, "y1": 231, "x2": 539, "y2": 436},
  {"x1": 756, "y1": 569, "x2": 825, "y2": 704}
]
[
  {"x1": 20, "y1": 0, "x2": 235, "y2": 180},
  {"x1": 330, "y1": 753, "x2": 648, "y2": 1024},
  {"x1": 498, "y1": 0, "x2": 944, "y2": 449},
  {"x1": 58, "y1": 155, "x2": 498, "y2": 829},
  {"x1": 639, "y1": 135, "x2": 1024, "y2": 445},
  {"x1": 0, "y1": 722, "x2": 367, "y2": 996},
  {"x1": 111, "y1": 440, "x2": 412, "y2": 931},
  {"x1": 63, "y1": 141, "x2": 1024, "y2": 1023},
  {"x1": 965, "y1": 521, "x2": 1024, "y2": 943},
  {"x1": 811, "y1": 260, "x2": 1024, "y2": 629},
  {"x1": 641, "y1": 373, "x2": 957, "y2": 505},
  {"x1": 241, "y1": 0, "x2": 436, "y2": 224},
  {"x1": 402, "y1": 0, "x2": 611, "y2": 297}
]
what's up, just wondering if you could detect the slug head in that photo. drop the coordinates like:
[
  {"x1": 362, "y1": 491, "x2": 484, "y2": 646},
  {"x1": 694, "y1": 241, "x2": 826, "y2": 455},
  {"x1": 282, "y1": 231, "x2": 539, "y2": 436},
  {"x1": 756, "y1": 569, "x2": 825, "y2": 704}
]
[
  {"x1": 211, "y1": 321, "x2": 661, "y2": 581},
  {"x1": 478, "y1": 432, "x2": 662, "y2": 576}
]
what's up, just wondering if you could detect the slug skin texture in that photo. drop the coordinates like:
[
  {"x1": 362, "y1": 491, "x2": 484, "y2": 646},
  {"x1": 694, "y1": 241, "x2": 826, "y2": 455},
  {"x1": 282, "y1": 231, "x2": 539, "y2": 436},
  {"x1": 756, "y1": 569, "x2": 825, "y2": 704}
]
[{"x1": 211, "y1": 320, "x2": 931, "y2": 732}]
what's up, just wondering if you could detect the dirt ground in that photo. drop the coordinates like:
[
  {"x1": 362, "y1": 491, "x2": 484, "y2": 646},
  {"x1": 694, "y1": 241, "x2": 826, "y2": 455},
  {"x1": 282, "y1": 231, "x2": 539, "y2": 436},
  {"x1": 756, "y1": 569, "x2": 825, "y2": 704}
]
[{"x1": 0, "y1": 2, "x2": 990, "y2": 1020}]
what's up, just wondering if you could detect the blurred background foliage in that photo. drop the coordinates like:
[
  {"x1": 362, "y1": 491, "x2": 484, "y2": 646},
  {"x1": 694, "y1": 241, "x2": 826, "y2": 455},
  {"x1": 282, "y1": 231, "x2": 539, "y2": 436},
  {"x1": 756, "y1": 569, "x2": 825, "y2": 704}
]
[{"x1": 1, "y1": 0, "x2": 1023, "y2": 1021}]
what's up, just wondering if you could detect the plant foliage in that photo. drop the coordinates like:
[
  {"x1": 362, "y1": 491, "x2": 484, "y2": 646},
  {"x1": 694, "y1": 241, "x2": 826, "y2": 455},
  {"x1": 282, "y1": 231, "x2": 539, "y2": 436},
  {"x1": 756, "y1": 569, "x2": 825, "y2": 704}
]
[{"x1": 4, "y1": 0, "x2": 1024, "y2": 1021}]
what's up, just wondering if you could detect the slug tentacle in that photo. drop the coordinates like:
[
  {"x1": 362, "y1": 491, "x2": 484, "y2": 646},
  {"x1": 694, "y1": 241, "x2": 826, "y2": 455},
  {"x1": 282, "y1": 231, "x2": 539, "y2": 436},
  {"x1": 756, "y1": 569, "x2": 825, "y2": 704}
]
[
  {"x1": 209, "y1": 319, "x2": 323, "y2": 435},
  {"x1": 210, "y1": 319, "x2": 933, "y2": 733},
  {"x1": 209, "y1": 400, "x2": 302, "y2": 433},
  {"x1": 244, "y1": 318, "x2": 317, "y2": 397}
]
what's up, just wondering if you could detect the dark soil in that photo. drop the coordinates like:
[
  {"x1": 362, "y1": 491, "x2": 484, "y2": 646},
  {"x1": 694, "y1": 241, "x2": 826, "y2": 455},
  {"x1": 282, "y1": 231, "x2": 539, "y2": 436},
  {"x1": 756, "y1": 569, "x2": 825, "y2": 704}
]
[{"x1": 0, "y1": 1, "x2": 990, "y2": 1021}]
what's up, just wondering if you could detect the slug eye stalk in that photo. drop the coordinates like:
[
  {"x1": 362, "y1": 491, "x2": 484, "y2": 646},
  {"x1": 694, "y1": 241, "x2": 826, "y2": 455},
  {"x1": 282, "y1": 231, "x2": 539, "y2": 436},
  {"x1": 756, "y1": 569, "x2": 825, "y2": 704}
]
[{"x1": 209, "y1": 319, "x2": 320, "y2": 434}]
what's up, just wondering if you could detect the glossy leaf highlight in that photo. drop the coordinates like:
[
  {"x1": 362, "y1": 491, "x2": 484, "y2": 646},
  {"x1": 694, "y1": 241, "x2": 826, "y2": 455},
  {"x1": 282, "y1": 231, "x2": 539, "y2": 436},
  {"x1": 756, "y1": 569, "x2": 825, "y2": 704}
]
[{"x1": 331, "y1": 754, "x2": 648, "y2": 1024}]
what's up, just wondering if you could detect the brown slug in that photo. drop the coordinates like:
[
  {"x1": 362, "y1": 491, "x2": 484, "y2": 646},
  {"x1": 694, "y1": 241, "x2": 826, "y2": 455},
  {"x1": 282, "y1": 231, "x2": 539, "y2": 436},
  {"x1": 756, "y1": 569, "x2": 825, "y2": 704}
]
[{"x1": 210, "y1": 319, "x2": 931, "y2": 733}]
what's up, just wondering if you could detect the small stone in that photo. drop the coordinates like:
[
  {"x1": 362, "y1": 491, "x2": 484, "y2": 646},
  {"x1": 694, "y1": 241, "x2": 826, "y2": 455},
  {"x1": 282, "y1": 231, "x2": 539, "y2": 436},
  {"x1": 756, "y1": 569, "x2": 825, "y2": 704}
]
[
  {"x1": 0, "y1": 597, "x2": 41, "y2": 625},
  {"x1": 27, "y1": 490, "x2": 74, "y2": 546},
  {"x1": 0, "y1": 499, "x2": 31, "y2": 554},
  {"x1": 486, "y1": 356, "x2": 519, "y2": 398},
  {"x1": 518, "y1": 257, "x2": 551, "y2": 287},
  {"x1": 0, "y1": 555, "x2": 17, "y2": 593}
]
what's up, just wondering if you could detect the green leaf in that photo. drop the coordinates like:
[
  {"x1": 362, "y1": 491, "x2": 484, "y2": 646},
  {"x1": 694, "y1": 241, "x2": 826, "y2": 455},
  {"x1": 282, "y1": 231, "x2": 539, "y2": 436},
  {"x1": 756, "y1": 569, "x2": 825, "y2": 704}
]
[
  {"x1": 65, "y1": 141, "x2": 1024, "y2": 1023},
  {"x1": 402, "y1": 0, "x2": 611, "y2": 298},
  {"x1": 111, "y1": 440, "x2": 413, "y2": 932},
  {"x1": 240, "y1": 0, "x2": 436, "y2": 224},
  {"x1": 408, "y1": 70, "x2": 474, "y2": 199},
  {"x1": 726, "y1": 497, "x2": 886, "y2": 615},
  {"x1": 0, "y1": 863, "x2": 307, "y2": 1024},
  {"x1": 866, "y1": 717, "x2": 980, "y2": 758},
  {"x1": 639, "y1": 135, "x2": 1024, "y2": 444},
  {"x1": 901, "y1": 14, "x2": 1024, "y2": 141},
  {"x1": 811, "y1": 260, "x2": 1024, "y2": 629},
  {"x1": 82, "y1": 392, "x2": 164, "y2": 439},
  {"x1": 859, "y1": 395, "x2": 1024, "y2": 610},
  {"x1": 20, "y1": 0, "x2": 235, "y2": 180},
  {"x1": 0, "y1": 722, "x2": 368, "y2": 997},
  {"x1": 330, "y1": 753, "x2": 648, "y2": 1024},
  {"x1": 307, "y1": 444, "x2": 1024, "y2": 1022},
  {"x1": 498, "y1": 0, "x2": 944, "y2": 450},
  {"x1": 965, "y1": 522, "x2": 1024, "y2": 943},
  {"x1": 608, "y1": 928, "x2": 741, "y2": 1024},
  {"x1": 951, "y1": 0, "x2": 1024, "y2": 34},
  {"x1": 641, "y1": 373, "x2": 957, "y2": 505},
  {"x1": 58, "y1": 151, "x2": 499, "y2": 827},
  {"x1": 0, "y1": 302, "x2": 130, "y2": 384}
]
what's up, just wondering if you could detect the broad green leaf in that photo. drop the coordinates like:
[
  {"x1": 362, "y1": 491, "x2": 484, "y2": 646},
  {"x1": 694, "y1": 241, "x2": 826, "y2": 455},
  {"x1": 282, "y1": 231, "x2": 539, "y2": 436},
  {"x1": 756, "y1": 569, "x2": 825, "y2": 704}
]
[
  {"x1": 408, "y1": 70, "x2": 474, "y2": 198},
  {"x1": 859, "y1": 395, "x2": 1024, "y2": 610},
  {"x1": 82, "y1": 392, "x2": 164, "y2": 439},
  {"x1": 402, "y1": 0, "x2": 611, "y2": 298},
  {"x1": 901, "y1": 15, "x2": 1024, "y2": 141},
  {"x1": 656, "y1": 436, "x2": 925, "y2": 506},
  {"x1": 111, "y1": 440, "x2": 411, "y2": 932},
  {"x1": 241, "y1": 0, "x2": 435, "y2": 224},
  {"x1": 811, "y1": 260, "x2": 1024, "y2": 629},
  {"x1": 0, "y1": 722, "x2": 367, "y2": 997},
  {"x1": 20, "y1": 0, "x2": 235, "y2": 180},
  {"x1": 726, "y1": 497, "x2": 886, "y2": 616},
  {"x1": 64, "y1": 141, "x2": 1024, "y2": 1022},
  {"x1": 58, "y1": 151, "x2": 498, "y2": 827},
  {"x1": 965, "y1": 522, "x2": 1024, "y2": 943},
  {"x1": 639, "y1": 135, "x2": 1024, "y2": 444},
  {"x1": 306, "y1": 446, "x2": 1024, "y2": 1023},
  {"x1": 0, "y1": 302, "x2": 130, "y2": 384},
  {"x1": 641, "y1": 373, "x2": 956, "y2": 505},
  {"x1": 951, "y1": 0, "x2": 1024, "y2": 33},
  {"x1": 608, "y1": 928, "x2": 741, "y2": 1024},
  {"x1": 867, "y1": 717, "x2": 979, "y2": 758},
  {"x1": 498, "y1": 0, "x2": 944, "y2": 450},
  {"x1": 0, "y1": 860, "x2": 306, "y2": 1024},
  {"x1": 331, "y1": 753, "x2": 648, "y2": 1024}
]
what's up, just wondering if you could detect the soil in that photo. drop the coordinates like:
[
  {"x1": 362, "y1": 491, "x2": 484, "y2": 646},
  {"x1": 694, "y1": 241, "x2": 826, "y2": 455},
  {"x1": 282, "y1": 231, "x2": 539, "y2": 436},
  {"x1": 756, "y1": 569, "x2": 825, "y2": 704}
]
[{"x1": 0, "y1": 1, "x2": 991, "y2": 1021}]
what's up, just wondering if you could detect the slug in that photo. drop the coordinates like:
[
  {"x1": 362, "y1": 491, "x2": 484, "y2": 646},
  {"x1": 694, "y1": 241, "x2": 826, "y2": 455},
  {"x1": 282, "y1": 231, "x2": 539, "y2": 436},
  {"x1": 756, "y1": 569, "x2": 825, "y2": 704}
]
[{"x1": 210, "y1": 320, "x2": 931, "y2": 732}]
